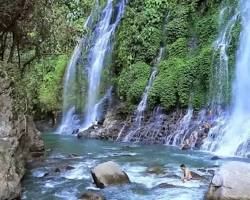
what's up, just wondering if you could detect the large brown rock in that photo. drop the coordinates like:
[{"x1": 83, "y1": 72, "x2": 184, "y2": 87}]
[
  {"x1": 91, "y1": 161, "x2": 130, "y2": 188},
  {"x1": 206, "y1": 161, "x2": 250, "y2": 200}
]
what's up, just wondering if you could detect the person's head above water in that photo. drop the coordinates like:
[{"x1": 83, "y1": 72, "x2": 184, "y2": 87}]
[{"x1": 180, "y1": 164, "x2": 186, "y2": 170}]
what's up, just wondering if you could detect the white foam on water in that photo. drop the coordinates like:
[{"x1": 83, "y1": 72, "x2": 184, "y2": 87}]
[
  {"x1": 103, "y1": 147, "x2": 119, "y2": 150},
  {"x1": 54, "y1": 189, "x2": 78, "y2": 200},
  {"x1": 156, "y1": 189, "x2": 204, "y2": 200},
  {"x1": 61, "y1": 160, "x2": 97, "y2": 180},
  {"x1": 49, "y1": 153, "x2": 66, "y2": 159},
  {"x1": 124, "y1": 163, "x2": 204, "y2": 190},
  {"x1": 125, "y1": 165, "x2": 159, "y2": 188},
  {"x1": 125, "y1": 165, "x2": 168, "y2": 188},
  {"x1": 32, "y1": 169, "x2": 48, "y2": 178},
  {"x1": 62, "y1": 166, "x2": 90, "y2": 180},
  {"x1": 86, "y1": 185, "x2": 101, "y2": 191},
  {"x1": 44, "y1": 182, "x2": 55, "y2": 188},
  {"x1": 44, "y1": 180, "x2": 67, "y2": 188}
]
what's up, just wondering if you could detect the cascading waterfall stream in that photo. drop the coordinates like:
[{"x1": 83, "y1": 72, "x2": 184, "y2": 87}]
[
  {"x1": 135, "y1": 47, "x2": 164, "y2": 127},
  {"x1": 213, "y1": 0, "x2": 250, "y2": 157},
  {"x1": 82, "y1": 0, "x2": 126, "y2": 131},
  {"x1": 57, "y1": 1, "x2": 101, "y2": 135},
  {"x1": 58, "y1": 0, "x2": 126, "y2": 134},
  {"x1": 202, "y1": 4, "x2": 239, "y2": 151},
  {"x1": 123, "y1": 48, "x2": 164, "y2": 142},
  {"x1": 210, "y1": 6, "x2": 239, "y2": 108},
  {"x1": 57, "y1": 39, "x2": 84, "y2": 134}
]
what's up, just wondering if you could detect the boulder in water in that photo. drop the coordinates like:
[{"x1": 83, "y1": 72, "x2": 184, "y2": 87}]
[
  {"x1": 54, "y1": 168, "x2": 61, "y2": 173},
  {"x1": 80, "y1": 192, "x2": 105, "y2": 200},
  {"x1": 211, "y1": 156, "x2": 221, "y2": 160},
  {"x1": 65, "y1": 165, "x2": 75, "y2": 171},
  {"x1": 146, "y1": 166, "x2": 166, "y2": 175},
  {"x1": 191, "y1": 171, "x2": 204, "y2": 180},
  {"x1": 153, "y1": 182, "x2": 178, "y2": 189},
  {"x1": 91, "y1": 161, "x2": 130, "y2": 188},
  {"x1": 206, "y1": 161, "x2": 250, "y2": 200}
]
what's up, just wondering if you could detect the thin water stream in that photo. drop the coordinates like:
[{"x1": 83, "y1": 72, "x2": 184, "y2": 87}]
[{"x1": 124, "y1": 48, "x2": 164, "y2": 142}]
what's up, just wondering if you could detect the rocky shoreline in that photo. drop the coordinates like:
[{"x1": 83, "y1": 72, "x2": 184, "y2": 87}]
[
  {"x1": 77, "y1": 102, "x2": 212, "y2": 150},
  {"x1": 0, "y1": 74, "x2": 44, "y2": 200}
]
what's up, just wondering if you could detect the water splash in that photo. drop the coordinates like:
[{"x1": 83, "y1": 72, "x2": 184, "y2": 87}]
[
  {"x1": 166, "y1": 108, "x2": 193, "y2": 146},
  {"x1": 57, "y1": 39, "x2": 84, "y2": 134}
]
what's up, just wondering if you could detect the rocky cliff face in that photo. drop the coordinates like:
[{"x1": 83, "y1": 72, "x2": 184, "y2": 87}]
[{"x1": 0, "y1": 71, "x2": 44, "y2": 200}]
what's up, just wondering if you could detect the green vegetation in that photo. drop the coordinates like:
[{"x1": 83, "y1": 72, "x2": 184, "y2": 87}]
[
  {"x1": 114, "y1": 0, "x2": 240, "y2": 111},
  {"x1": 0, "y1": 0, "x2": 93, "y2": 114},
  {"x1": 37, "y1": 55, "x2": 68, "y2": 112},
  {"x1": 0, "y1": 0, "x2": 241, "y2": 117},
  {"x1": 118, "y1": 62, "x2": 151, "y2": 104}
]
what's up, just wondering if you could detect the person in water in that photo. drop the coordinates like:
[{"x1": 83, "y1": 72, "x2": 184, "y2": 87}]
[{"x1": 180, "y1": 164, "x2": 192, "y2": 182}]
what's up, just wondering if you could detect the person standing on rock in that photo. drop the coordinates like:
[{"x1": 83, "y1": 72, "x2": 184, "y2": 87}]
[{"x1": 180, "y1": 164, "x2": 192, "y2": 183}]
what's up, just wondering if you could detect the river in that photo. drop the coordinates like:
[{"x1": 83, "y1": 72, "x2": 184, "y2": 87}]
[{"x1": 21, "y1": 133, "x2": 225, "y2": 200}]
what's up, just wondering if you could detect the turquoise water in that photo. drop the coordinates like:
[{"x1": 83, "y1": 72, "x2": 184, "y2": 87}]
[{"x1": 22, "y1": 134, "x2": 219, "y2": 200}]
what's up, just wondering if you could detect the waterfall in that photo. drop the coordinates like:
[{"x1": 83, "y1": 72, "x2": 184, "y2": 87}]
[
  {"x1": 202, "y1": 4, "x2": 239, "y2": 151},
  {"x1": 204, "y1": 0, "x2": 250, "y2": 157},
  {"x1": 209, "y1": 6, "x2": 239, "y2": 108},
  {"x1": 58, "y1": 0, "x2": 126, "y2": 134},
  {"x1": 213, "y1": 0, "x2": 250, "y2": 157},
  {"x1": 123, "y1": 48, "x2": 164, "y2": 142},
  {"x1": 82, "y1": 0, "x2": 126, "y2": 131},
  {"x1": 57, "y1": 39, "x2": 85, "y2": 135},
  {"x1": 137, "y1": 107, "x2": 165, "y2": 143},
  {"x1": 135, "y1": 47, "x2": 164, "y2": 127}
]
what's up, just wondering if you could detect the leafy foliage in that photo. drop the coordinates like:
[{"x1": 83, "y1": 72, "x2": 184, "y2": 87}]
[
  {"x1": 12, "y1": 55, "x2": 68, "y2": 113},
  {"x1": 117, "y1": 62, "x2": 151, "y2": 104},
  {"x1": 115, "y1": 0, "x2": 225, "y2": 111}
]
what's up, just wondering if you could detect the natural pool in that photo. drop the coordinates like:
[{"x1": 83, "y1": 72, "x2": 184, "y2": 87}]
[{"x1": 22, "y1": 133, "x2": 222, "y2": 200}]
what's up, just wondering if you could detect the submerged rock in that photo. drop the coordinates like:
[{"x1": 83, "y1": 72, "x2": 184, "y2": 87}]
[
  {"x1": 91, "y1": 161, "x2": 130, "y2": 188},
  {"x1": 210, "y1": 156, "x2": 221, "y2": 160},
  {"x1": 197, "y1": 168, "x2": 215, "y2": 176},
  {"x1": 153, "y1": 182, "x2": 178, "y2": 189},
  {"x1": 146, "y1": 166, "x2": 166, "y2": 175},
  {"x1": 80, "y1": 192, "x2": 105, "y2": 200},
  {"x1": 191, "y1": 171, "x2": 204, "y2": 180},
  {"x1": 206, "y1": 161, "x2": 250, "y2": 200},
  {"x1": 66, "y1": 165, "x2": 75, "y2": 171},
  {"x1": 54, "y1": 168, "x2": 61, "y2": 173}
]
